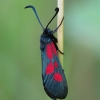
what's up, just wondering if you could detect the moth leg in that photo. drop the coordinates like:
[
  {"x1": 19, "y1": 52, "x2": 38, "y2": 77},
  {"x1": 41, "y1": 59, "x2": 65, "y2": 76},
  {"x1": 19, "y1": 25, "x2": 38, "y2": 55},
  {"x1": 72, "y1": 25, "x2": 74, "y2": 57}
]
[
  {"x1": 57, "y1": 48, "x2": 64, "y2": 54},
  {"x1": 53, "y1": 42, "x2": 64, "y2": 54}
]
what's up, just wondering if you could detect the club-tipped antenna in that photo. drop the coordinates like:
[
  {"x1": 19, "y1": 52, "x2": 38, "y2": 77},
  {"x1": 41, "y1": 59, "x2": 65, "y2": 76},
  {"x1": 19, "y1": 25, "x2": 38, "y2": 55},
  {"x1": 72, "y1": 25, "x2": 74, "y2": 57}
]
[
  {"x1": 25, "y1": 5, "x2": 44, "y2": 30},
  {"x1": 52, "y1": 17, "x2": 64, "y2": 34},
  {"x1": 45, "y1": 7, "x2": 59, "y2": 29}
]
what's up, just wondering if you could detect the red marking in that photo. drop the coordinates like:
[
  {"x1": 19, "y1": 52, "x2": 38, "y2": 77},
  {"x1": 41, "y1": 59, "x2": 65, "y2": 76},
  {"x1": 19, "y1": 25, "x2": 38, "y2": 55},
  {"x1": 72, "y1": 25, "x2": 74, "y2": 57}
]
[
  {"x1": 53, "y1": 73, "x2": 62, "y2": 82},
  {"x1": 46, "y1": 44, "x2": 53, "y2": 59},
  {"x1": 46, "y1": 62, "x2": 54, "y2": 74},
  {"x1": 54, "y1": 62, "x2": 58, "y2": 68},
  {"x1": 51, "y1": 42, "x2": 57, "y2": 55}
]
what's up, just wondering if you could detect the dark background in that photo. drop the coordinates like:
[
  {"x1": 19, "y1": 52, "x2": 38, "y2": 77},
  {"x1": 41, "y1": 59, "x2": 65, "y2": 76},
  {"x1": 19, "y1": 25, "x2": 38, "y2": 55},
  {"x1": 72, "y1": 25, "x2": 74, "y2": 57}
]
[{"x1": 0, "y1": 0, "x2": 100, "y2": 100}]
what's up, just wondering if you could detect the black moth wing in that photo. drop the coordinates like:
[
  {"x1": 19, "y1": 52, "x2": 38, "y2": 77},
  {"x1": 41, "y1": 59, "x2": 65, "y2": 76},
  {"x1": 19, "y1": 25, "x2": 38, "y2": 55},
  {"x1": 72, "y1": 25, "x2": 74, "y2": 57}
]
[{"x1": 41, "y1": 39, "x2": 68, "y2": 99}]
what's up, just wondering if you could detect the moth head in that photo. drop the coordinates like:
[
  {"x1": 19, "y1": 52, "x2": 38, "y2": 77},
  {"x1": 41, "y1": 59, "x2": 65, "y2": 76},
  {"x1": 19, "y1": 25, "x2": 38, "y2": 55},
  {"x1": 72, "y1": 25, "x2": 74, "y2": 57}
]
[{"x1": 43, "y1": 28, "x2": 53, "y2": 35}]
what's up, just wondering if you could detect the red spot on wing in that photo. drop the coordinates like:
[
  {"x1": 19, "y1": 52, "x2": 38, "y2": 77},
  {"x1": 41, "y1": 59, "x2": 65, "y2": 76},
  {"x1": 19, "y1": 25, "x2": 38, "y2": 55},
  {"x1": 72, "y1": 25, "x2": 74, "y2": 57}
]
[
  {"x1": 46, "y1": 44, "x2": 53, "y2": 59},
  {"x1": 51, "y1": 42, "x2": 57, "y2": 55},
  {"x1": 46, "y1": 62, "x2": 54, "y2": 74},
  {"x1": 54, "y1": 62, "x2": 58, "y2": 68},
  {"x1": 54, "y1": 73, "x2": 62, "y2": 82}
]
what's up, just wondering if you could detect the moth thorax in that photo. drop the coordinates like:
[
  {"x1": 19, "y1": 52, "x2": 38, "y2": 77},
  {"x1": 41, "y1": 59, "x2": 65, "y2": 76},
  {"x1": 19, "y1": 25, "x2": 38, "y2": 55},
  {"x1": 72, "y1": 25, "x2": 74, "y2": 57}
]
[{"x1": 46, "y1": 28, "x2": 52, "y2": 35}]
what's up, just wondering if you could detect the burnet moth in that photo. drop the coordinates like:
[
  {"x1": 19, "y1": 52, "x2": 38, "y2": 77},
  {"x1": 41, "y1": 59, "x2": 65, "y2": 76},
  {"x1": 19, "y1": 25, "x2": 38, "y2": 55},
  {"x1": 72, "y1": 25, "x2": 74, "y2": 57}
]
[{"x1": 25, "y1": 5, "x2": 68, "y2": 100}]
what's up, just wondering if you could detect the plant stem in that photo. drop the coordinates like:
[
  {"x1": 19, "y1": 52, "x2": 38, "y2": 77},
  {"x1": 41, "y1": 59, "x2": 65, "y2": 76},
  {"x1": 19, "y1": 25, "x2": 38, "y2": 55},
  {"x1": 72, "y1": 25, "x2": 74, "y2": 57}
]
[
  {"x1": 57, "y1": 0, "x2": 64, "y2": 99},
  {"x1": 57, "y1": 0, "x2": 64, "y2": 68}
]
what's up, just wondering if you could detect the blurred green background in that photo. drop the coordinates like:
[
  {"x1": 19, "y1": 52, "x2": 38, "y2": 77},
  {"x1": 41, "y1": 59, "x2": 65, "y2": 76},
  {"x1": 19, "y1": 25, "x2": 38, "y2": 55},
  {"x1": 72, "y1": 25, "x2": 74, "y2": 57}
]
[{"x1": 0, "y1": 0, "x2": 100, "y2": 100}]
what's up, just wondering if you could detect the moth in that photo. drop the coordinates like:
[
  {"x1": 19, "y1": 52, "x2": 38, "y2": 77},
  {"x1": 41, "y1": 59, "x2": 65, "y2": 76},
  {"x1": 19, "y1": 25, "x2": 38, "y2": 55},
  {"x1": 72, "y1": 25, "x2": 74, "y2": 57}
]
[{"x1": 25, "y1": 5, "x2": 68, "y2": 100}]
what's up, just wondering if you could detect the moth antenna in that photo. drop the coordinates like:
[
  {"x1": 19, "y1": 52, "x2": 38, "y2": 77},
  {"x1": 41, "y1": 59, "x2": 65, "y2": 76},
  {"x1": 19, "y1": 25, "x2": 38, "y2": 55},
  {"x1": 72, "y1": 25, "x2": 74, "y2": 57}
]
[
  {"x1": 46, "y1": 7, "x2": 59, "y2": 29},
  {"x1": 52, "y1": 17, "x2": 64, "y2": 34},
  {"x1": 25, "y1": 5, "x2": 44, "y2": 30},
  {"x1": 53, "y1": 41, "x2": 64, "y2": 54}
]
